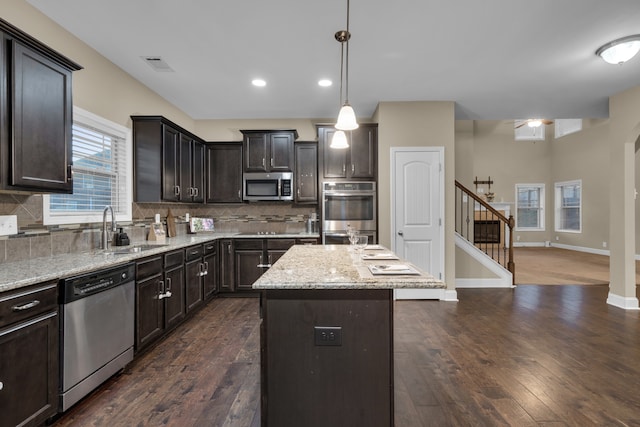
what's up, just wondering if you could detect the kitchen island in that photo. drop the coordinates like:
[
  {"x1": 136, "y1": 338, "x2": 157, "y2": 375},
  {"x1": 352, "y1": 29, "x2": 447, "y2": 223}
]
[{"x1": 252, "y1": 244, "x2": 445, "y2": 427}]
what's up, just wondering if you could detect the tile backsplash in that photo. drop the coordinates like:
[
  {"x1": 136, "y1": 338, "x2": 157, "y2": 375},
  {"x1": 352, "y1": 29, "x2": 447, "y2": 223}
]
[{"x1": 0, "y1": 193, "x2": 317, "y2": 264}]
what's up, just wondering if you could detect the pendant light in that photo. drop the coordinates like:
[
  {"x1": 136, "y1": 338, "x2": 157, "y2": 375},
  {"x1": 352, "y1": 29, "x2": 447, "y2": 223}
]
[{"x1": 330, "y1": 0, "x2": 358, "y2": 149}]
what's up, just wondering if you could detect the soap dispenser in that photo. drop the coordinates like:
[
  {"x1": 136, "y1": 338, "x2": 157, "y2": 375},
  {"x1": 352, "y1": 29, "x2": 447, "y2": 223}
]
[{"x1": 115, "y1": 228, "x2": 130, "y2": 246}]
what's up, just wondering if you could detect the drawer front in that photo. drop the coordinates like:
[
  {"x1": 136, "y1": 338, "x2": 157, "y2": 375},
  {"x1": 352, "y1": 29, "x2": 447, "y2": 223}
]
[
  {"x1": 234, "y1": 239, "x2": 263, "y2": 250},
  {"x1": 185, "y1": 244, "x2": 204, "y2": 261},
  {"x1": 0, "y1": 282, "x2": 57, "y2": 328},
  {"x1": 136, "y1": 256, "x2": 163, "y2": 280},
  {"x1": 203, "y1": 241, "x2": 217, "y2": 255},
  {"x1": 164, "y1": 249, "x2": 185, "y2": 269},
  {"x1": 267, "y1": 239, "x2": 296, "y2": 250}
]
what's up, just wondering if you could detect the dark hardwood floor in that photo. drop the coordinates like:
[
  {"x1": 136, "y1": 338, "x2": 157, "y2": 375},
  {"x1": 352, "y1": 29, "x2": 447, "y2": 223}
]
[{"x1": 53, "y1": 286, "x2": 640, "y2": 426}]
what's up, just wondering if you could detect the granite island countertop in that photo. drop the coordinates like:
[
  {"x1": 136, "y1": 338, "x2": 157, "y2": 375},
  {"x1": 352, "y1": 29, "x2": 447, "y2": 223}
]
[
  {"x1": 0, "y1": 231, "x2": 320, "y2": 293},
  {"x1": 252, "y1": 245, "x2": 445, "y2": 290}
]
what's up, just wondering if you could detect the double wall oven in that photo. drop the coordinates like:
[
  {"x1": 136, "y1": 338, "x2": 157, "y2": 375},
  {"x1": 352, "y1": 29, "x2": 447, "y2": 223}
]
[{"x1": 321, "y1": 181, "x2": 377, "y2": 244}]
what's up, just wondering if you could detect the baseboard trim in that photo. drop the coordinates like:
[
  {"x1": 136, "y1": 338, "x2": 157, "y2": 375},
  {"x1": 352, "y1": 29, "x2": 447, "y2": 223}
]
[
  {"x1": 394, "y1": 288, "x2": 458, "y2": 301},
  {"x1": 456, "y1": 278, "x2": 515, "y2": 289},
  {"x1": 552, "y1": 243, "x2": 610, "y2": 256},
  {"x1": 607, "y1": 292, "x2": 640, "y2": 310}
]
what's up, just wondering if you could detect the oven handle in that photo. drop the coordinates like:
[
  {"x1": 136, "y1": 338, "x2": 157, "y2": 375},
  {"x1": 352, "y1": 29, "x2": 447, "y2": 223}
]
[{"x1": 323, "y1": 191, "x2": 376, "y2": 197}]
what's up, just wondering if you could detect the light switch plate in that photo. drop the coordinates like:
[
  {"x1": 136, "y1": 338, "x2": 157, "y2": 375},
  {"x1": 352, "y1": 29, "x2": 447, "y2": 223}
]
[{"x1": 0, "y1": 215, "x2": 18, "y2": 236}]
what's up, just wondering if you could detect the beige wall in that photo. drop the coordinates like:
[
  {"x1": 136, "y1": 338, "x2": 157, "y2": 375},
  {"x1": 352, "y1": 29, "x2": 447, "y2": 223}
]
[
  {"x1": 454, "y1": 119, "x2": 612, "y2": 251},
  {"x1": 375, "y1": 101, "x2": 456, "y2": 288}
]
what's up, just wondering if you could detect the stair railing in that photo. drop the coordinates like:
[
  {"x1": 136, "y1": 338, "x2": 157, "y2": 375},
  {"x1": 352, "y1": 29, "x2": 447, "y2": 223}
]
[{"x1": 455, "y1": 180, "x2": 515, "y2": 284}]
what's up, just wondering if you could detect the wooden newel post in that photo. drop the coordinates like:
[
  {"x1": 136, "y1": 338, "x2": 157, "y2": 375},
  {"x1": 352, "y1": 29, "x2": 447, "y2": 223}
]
[{"x1": 508, "y1": 215, "x2": 515, "y2": 285}]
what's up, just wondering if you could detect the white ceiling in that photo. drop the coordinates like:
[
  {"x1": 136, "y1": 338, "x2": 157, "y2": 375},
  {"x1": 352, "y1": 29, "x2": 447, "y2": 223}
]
[{"x1": 27, "y1": 0, "x2": 640, "y2": 121}]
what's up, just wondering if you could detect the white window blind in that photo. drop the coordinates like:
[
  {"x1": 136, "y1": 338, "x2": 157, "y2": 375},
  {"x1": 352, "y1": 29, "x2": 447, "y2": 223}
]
[{"x1": 44, "y1": 107, "x2": 132, "y2": 225}]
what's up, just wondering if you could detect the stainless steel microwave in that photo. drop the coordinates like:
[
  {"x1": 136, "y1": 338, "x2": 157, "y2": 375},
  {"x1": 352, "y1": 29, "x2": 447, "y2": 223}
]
[{"x1": 243, "y1": 172, "x2": 294, "y2": 201}]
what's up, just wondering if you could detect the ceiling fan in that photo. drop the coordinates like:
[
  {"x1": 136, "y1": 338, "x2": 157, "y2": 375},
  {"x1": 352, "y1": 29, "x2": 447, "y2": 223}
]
[{"x1": 514, "y1": 119, "x2": 554, "y2": 129}]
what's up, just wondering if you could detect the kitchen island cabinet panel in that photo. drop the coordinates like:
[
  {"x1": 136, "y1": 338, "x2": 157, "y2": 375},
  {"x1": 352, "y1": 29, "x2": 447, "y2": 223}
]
[
  {"x1": 262, "y1": 289, "x2": 393, "y2": 427},
  {"x1": 0, "y1": 282, "x2": 59, "y2": 427}
]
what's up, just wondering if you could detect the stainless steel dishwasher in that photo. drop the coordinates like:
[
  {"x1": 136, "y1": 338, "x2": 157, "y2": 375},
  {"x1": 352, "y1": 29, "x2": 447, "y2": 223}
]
[{"x1": 59, "y1": 263, "x2": 135, "y2": 412}]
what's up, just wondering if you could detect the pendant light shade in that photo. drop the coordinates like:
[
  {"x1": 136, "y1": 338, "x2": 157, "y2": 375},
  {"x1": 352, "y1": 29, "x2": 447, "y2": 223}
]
[
  {"x1": 596, "y1": 35, "x2": 640, "y2": 65},
  {"x1": 330, "y1": 130, "x2": 349, "y2": 149},
  {"x1": 335, "y1": 103, "x2": 359, "y2": 130},
  {"x1": 330, "y1": 0, "x2": 357, "y2": 148}
]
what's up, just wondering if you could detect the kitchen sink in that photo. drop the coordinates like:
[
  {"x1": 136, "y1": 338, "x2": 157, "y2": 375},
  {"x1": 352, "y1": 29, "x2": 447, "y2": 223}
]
[{"x1": 105, "y1": 244, "x2": 169, "y2": 255}]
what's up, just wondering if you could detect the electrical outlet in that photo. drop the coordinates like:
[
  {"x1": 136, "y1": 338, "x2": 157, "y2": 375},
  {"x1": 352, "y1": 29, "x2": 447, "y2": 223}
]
[
  {"x1": 516, "y1": 235, "x2": 521, "y2": 242},
  {"x1": 0, "y1": 215, "x2": 18, "y2": 236},
  {"x1": 314, "y1": 326, "x2": 342, "y2": 346},
  {"x1": 556, "y1": 236, "x2": 559, "y2": 241},
  {"x1": 603, "y1": 241, "x2": 607, "y2": 248}
]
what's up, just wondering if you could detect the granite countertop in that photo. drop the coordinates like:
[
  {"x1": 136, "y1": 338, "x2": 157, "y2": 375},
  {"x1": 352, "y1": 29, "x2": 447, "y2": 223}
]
[
  {"x1": 252, "y1": 245, "x2": 445, "y2": 290},
  {"x1": 0, "y1": 232, "x2": 320, "y2": 293}
]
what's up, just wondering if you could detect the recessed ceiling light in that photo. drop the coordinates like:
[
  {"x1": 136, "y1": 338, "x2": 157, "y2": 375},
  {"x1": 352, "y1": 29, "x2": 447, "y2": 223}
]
[
  {"x1": 252, "y1": 79, "x2": 267, "y2": 87},
  {"x1": 318, "y1": 79, "x2": 332, "y2": 87}
]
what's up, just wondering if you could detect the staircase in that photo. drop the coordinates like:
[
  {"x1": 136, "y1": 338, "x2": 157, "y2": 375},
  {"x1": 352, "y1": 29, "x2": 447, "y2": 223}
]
[{"x1": 455, "y1": 180, "x2": 515, "y2": 286}]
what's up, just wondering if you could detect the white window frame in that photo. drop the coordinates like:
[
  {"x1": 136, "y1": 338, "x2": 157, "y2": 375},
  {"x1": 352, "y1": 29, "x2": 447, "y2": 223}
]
[
  {"x1": 515, "y1": 183, "x2": 545, "y2": 231},
  {"x1": 43, "y1": 107, "x2": 132, "y2": 225},
  {"x1": 554, "y1": 179, "x2": 582, "y2": 233},
  {"x1": 554, "y1": 119, "x2": 583, "y2": 138}
]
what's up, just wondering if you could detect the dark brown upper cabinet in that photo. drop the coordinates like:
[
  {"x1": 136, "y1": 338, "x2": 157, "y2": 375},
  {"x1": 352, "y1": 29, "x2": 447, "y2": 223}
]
[
  {"x1": 132, "y1": 116, "x2": 205, "y2": 203},
  {"x1": 0, "y1": 18, "x2": 82, "y2": 193},
  {"x1": 317, "y1": 124, "x2": 378, "y2": 181},
  {"x1": 294, "y1": 141, "x2": 318, "y2": 204},
  {"x1": 241, "y1": 130, "x2": 297, "y2": 173},
  {"x1": 205, "y1": 142, "x2": 243, "y2": 203}
]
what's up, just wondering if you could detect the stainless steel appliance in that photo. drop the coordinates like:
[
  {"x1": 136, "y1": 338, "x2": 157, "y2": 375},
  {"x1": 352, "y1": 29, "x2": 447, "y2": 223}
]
[
  {"x1": 59, "y1": 263, "x2": 135, "y2": 411},
  {"x1": 322, "y1": 181, "x2": 377, "y2": 244},
  {"x1": 243, "y1": 172, "x2": 293, "y2": 201}
]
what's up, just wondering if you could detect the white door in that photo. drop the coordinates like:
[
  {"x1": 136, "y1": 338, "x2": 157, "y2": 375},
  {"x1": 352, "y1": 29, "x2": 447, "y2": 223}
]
[{"x1": 391, "y1": 148, "x2": 444, "y2": 299}]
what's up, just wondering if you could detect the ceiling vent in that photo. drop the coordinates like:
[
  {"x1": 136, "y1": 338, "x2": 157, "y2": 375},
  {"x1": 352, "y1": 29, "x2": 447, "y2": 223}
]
[{"x1": 141, "y1": 56, "x2": 174, "y2": 72}]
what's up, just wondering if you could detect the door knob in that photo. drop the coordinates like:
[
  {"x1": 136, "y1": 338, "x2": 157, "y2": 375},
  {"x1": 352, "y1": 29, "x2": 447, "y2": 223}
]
[{"x1": 398, "y1": 231, "x2": 404, "y2": 236}]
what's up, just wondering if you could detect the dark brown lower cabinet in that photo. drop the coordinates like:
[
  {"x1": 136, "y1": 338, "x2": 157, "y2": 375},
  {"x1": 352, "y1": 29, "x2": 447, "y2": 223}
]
[
  {"x1": 203, "y1": 241, "x2": 218, "y2": 299},
  {"x1": 185, "y1": 244, "x2": 205, "y2": 312},
  {"x1": 234, "y1": 239, "x2": 295, "y2": 292},
  {"x1": 135, "y1": 251, "x2": 186, "y2": 353},
  {"x1": 261, "y1": 289, "x2": 393, "y2": 427},
  {"x1": 0, "y1": 282, "x2": 59, "y2": 427}
]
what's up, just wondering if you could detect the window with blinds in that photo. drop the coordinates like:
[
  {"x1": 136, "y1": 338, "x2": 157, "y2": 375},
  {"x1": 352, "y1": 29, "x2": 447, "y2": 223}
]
[
  {"x1": 554, "y1": 180, "x2": 581, "y2": 233},
  {"x1": 515, "y1": 184, "x2": 545, "y2": 231},
  {"x1": 43, "y1": 107, "x2": 132, "y2": 225}
]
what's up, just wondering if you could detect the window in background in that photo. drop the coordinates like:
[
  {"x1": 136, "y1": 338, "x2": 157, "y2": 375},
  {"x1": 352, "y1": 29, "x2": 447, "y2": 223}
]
[
  {"x1": 515, "y1": 184, "x2": 545, "y2": 231},
  {"x1": 554, "y1": 119, "x2": 583, "y2": 138},
  {"x1": 514, "y1": 121, "x2": 545, "y2": 141},
  {"x1": 554, "y1": 180, "x2": 581, "y2": 233},
  {"x1": 43, "y1": 107, "x2": 132, "y2": 225}
]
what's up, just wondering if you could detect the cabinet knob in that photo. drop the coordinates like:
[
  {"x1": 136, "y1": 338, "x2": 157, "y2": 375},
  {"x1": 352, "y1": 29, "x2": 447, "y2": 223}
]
[
  {"x1": 0, "y1": 381, "x2": 3, "y2": 391},
  {"x1": 398, "y1": 230, "x2": 404, "y2": 236}
]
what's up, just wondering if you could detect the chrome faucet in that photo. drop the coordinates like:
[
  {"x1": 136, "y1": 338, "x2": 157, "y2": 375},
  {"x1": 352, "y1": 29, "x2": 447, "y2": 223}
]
[{"x1": 102, "y1": 205, "x2": 117, "y2": 250}]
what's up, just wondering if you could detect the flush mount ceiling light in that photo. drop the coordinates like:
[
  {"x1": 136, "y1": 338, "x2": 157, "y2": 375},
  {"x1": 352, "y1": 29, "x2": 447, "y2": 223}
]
[
  {"x1": 332, "y1": 0, "x2": 358, "y2": 144},
  {"x1": 318, "y1": 79, "x2": 332, "y2": 87},
  {"x1": 251, "y1": 79, "x2": 266, "y2": 87},
  {"x1": 596, "y1": 35, "x2": 640, "y2": 65}
]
